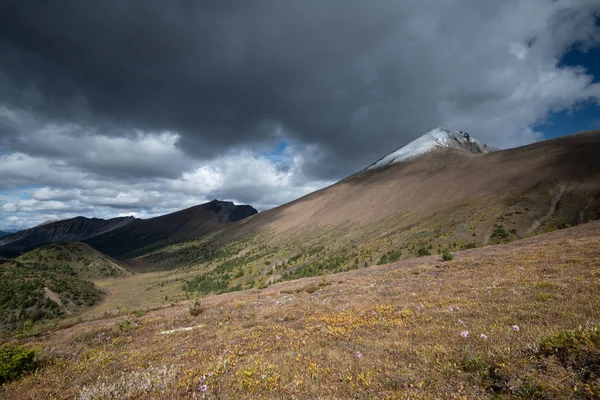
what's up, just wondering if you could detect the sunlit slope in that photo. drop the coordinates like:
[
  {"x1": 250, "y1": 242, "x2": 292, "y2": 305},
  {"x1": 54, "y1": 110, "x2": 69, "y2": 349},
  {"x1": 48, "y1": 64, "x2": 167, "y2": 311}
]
[{"x1": 138, "y1": 130, "x2": 600, "y2": 291}]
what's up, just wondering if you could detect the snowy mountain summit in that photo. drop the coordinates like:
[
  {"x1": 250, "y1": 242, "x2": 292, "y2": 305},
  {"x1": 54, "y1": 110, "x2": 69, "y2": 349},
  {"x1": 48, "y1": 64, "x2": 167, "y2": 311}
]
[{"x1": 365, "y1": 127, "x2": 495, "y2": 170}]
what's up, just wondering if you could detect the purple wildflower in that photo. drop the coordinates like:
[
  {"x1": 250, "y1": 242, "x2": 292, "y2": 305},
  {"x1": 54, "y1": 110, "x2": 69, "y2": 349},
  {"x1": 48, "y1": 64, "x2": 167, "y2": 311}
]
[
  {"x1": 458, "y1": 319, "x2": 464, "y2": 325},
  {"x1": 449, "y1": 306, "x2": 454, "y2": 312},
  {"x1": 356, "y1": 351, "x2": 362, "y2": 359},
  {"x1": 199, "y1": 384, "x2": 207, "y2": 392},
  {"x1": 512, "y1": 325, "x2": 520, "y2": 332},
  {"x1": 480, "y1": 334, "x2": 488, "y2": 340},
  {"x1": 461, "y1": 331, "x2": 469, "y2": 338}
]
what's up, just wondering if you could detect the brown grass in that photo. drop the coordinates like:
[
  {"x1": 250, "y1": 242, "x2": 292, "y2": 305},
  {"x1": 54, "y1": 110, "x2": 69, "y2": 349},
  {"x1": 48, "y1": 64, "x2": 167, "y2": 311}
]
[{"x1": 2, "y1": 221, "x2": 600, "y2": 399}]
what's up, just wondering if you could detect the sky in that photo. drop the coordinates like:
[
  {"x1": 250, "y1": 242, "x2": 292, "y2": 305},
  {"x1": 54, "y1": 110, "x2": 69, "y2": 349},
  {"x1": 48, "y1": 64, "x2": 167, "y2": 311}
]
[{"x1": 1, "y1": 0, "x2": 599, "y2": 231}]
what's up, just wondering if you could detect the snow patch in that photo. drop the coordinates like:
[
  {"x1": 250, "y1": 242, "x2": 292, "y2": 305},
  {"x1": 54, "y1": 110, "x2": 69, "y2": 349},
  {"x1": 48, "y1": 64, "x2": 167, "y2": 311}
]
[{"x1": 365, "y1": 127, "x2": 494, "y2": 170}]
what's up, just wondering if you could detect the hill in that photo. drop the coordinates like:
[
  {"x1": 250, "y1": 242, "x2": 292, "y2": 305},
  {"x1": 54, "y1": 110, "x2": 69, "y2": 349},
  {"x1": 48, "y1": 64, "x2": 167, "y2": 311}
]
[
  {"x1": 2, "y1": 220, "x2": 599, "y2": 399},
  {"x1": 0, "y1": 231, "x2": 11, "y2": 238},
  {"x1": 16, "y1": 242, "x2": 131, "y2": 280},
  {"x1": 0, "y1": 243, "x2": 132, "y2": 332},
  {"x1": 0, "y1": 259, "x2": 103, "y2": 333},
  {"x1": 0, "y1": 216, "x2": 135, "y2": 258},
  {"x1": 85, "y1": 200, "x2": 258, "y2": 260},
  {"x1": 134, "y1": 129, "x2": 600, "y2": 292}
]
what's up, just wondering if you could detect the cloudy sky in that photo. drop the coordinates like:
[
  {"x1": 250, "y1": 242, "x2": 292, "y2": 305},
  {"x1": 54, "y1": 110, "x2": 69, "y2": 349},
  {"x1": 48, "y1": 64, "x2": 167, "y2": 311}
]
[{"x1": 1, "y1": 0, "x2": 600, "y2": 231}]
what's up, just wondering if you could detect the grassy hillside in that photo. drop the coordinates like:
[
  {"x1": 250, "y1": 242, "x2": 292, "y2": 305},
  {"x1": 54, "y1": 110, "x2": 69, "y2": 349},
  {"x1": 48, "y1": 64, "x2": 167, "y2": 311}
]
[
  {"x1": 0, "y1": 260, "x2": 103, "y2": 333},
  {"x1": 16, "y1": 242, "x2": 131, "y2": 280},
  {"x1": 1, "y1": 221, "x2": 599, "y2": 399},
  {"x1": 0, "y1": 243, "x2": 130, "y2": 333}
]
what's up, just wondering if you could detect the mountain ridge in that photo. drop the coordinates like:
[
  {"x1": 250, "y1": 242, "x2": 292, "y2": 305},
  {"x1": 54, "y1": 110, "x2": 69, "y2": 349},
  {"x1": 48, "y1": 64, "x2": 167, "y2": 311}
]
[
  {"x1": 0, "y1": 200, "x2": 258, "y2": 259},
  {"x1": 0, "y1": 216, "x2": 136, "y2": 258},
  {"x1": 84, "y1": 199, "x2": 258, "y2": 259}
]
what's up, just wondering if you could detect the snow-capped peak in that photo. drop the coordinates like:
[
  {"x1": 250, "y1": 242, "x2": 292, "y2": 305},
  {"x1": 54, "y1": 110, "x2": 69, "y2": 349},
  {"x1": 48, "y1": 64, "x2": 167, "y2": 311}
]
[{"x1": 365, "y1": 127, "x2": 494, "y2": 170}]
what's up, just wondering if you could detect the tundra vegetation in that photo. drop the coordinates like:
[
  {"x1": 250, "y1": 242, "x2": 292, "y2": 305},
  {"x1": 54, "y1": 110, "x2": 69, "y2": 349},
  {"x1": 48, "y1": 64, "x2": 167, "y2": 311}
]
[{"x1": 1, "y1": 221, "x2": 599, "y2": 399}]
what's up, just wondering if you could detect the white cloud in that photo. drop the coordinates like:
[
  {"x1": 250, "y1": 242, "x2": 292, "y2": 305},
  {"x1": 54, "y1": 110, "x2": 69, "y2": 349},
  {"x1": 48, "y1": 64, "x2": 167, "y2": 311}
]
[
  {"x1": 0, "y1": 140, "x2": 334, "y2": 229},
  {"x1": 1, "y1": 203, "x2": 17, "y2": 212}
]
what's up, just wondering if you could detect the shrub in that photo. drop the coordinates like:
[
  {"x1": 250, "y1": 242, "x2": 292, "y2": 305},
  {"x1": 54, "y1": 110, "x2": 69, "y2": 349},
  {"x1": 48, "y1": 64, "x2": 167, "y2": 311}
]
[
  {"x1": 491, "y1": 225, "x2": 509, "y2": 239},
  {"x1": 441, "y1": 247, "x2": 454, "y2": 261},
  {"x1": 378, "y1": 249, "x2": 402, "y2": 265},
  {"x1": 189, "y1": 298, "x2": 204, "y2": 317},
  {"x1": 537, "y1": 327, "x2": 600, "y2": 380},
  {"x1": 416, "y1": 247, "x2": 430, "y2": 257},
  {"x1": 0, "y1": 344, "x2": 38, "y2": 384}
]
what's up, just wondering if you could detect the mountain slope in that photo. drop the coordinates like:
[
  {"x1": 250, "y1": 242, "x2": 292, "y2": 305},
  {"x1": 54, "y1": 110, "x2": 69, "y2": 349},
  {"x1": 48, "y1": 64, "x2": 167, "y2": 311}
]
[
  {"x1": 0, "y1": 230, "x2": 11, "y2": 238},
  {"x1": 137, "y1": 129, "x2": 600, "y2": 289},
  {"x1": 0, "y1": 216, "x2": 135, "y2": 258},
  {"x1": 236, "y1": 129, "x2": 600, "y2": 238},
  {"x1": 85, "y1": 200, "x2": 258, "y2": 259}
]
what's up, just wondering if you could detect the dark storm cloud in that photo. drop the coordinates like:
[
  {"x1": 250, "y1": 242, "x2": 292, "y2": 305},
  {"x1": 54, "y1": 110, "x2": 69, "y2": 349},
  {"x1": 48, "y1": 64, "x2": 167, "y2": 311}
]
[
  {"x1": 2, "y1": 1, "x2": 600, "y2": 178},
  {"x1": 0, "y1": 0, "x2": 416, "y2": 176}
]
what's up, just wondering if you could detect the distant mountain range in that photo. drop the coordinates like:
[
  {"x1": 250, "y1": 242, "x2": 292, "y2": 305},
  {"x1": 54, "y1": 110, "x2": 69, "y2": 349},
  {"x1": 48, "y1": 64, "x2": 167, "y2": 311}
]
[
  {"x1": 0, "y1": 230, "x2": 12, "y2": 238},
  {"x1": 85, "y1": 200, "x2": 258, "y2": 259},
  {"x1": 0, "y1": 216, "x2": 135, "y2": 258},
  {"x1": 0, "y1": 200, "x2": 257, "y2": 258}
]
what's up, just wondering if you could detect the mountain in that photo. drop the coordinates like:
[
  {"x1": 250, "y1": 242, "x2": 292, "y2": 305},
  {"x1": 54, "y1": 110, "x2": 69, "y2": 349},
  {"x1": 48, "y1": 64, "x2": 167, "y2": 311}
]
[
  {"x1": 137, "y1": 128, "x2": 600, "y2": 289},
  {"x1": 0, "y1": 216, "x2": 135, "y2": 258},
  {"x1": 85, "y1": 200, "x2": 258, "y2": 259},
  {"x1": 237, "y1": 128, "x2": 600, "y2": 242},
  {"x1": 0, "y1": 230, "x2": 11, "y2": 238}
]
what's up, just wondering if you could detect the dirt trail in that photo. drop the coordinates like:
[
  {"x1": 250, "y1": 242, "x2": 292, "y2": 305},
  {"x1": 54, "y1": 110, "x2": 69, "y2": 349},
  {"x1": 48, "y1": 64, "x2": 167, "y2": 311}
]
[{"x1": 44, "y1": 287, "x2": 72, "y2": 315}]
